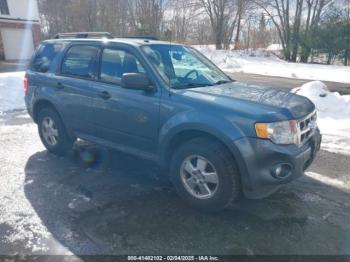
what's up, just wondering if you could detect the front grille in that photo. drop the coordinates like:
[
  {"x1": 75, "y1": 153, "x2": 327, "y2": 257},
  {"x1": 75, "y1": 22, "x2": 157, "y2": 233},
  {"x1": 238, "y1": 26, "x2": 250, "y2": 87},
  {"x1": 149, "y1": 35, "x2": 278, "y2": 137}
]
[{"x1": 297, "y1": 111, "x2": 317, "y2": 145}]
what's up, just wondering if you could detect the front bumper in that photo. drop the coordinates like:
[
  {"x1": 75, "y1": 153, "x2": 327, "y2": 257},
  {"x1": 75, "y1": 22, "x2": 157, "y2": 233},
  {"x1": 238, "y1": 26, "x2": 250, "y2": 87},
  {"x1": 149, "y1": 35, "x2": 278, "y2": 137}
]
[{"x1": 234, "y1": 128, "x2": 322, "y2": 199}]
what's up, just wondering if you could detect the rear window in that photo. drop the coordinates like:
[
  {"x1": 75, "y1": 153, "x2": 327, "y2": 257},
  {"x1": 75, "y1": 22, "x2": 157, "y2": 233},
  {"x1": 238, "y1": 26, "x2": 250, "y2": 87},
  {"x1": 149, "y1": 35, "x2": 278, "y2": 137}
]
[
  {"x1": 61, "y1": 45, "x2": 99, "y2": 79},
  {"x1": 32, "y1": 43, "x2": 64, "y2": 72}
]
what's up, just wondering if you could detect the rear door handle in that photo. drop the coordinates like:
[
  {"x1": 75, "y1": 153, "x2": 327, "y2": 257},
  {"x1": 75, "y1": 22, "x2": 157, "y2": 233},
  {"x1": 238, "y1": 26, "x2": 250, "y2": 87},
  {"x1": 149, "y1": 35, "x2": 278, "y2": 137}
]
[{"x1": 98, "y1": 91, "x2": 111, "y2": 100}]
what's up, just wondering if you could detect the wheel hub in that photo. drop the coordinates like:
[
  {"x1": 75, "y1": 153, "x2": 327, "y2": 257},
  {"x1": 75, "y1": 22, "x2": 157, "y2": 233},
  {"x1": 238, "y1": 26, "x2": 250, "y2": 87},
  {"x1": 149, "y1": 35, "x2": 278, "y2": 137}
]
[
  {"x1": 180, "y1": 155, "x2": 219, "y2": 199},
  {"x1": 41, "y1": 116, "x2": 59, "y2": 146}
]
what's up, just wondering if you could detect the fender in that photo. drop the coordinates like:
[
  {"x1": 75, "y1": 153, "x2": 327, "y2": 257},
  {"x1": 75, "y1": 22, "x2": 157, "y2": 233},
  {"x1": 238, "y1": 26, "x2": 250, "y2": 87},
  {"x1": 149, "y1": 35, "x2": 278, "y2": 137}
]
[
  {"x1": 158, "y1": 110, "x2": 246, "y2": 164},
  {"x1": 31, "y1": 81, "x2": 72, "y2": 136},
  {"x1": 33, "y1": 86, "x2": 65, "y2": 119},
  {"x1": 157, "y1": 110, "x2": 252, "y2": 189}
]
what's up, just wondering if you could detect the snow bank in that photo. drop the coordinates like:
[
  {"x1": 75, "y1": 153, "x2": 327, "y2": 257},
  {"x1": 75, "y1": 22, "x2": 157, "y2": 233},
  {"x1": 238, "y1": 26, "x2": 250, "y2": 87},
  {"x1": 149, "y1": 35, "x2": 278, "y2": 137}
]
[
  {"x1": 0, "y1": 68, "x2": 349, "y2": 155},
  {"x1": 0, "y1": 71, "x2": 25, "y2": 113},
  {"x1": 266, "y1": 44, "x2": 283, "y2": 51},
  {"x1": 292, "y1": 81, "x2": 350, "y2": 155},
  {"x1": 196, "y1": 46, "x2": 350, "y2": 84}
]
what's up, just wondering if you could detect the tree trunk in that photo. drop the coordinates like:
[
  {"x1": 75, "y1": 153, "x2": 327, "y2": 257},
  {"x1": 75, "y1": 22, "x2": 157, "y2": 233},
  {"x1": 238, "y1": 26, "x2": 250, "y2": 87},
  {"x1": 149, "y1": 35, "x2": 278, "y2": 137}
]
[
  {"x1": 291, "y1": 0, "x2": 303, "y2": 62},
  {"x1": 291, "y1": 43, "x2": 298, "y2": 62},
  {"x1": 327, "y1": 53, "x2": 333, "y2": 65},
  {"x1": 284, "y1": 44, "x2": 291, "y2": 61},
  {"x1": 216, "y1": 27, "x2": 223, "y2": 49},
  {"x1": 233, "y1": 13, "x2": 241, "y2": 50},
  {"x1": 345, "y1": 48, "x2": 349, "y2": 66},
  {"x1": 300, "y1": 47, "x2": 311, "y2": 63}
]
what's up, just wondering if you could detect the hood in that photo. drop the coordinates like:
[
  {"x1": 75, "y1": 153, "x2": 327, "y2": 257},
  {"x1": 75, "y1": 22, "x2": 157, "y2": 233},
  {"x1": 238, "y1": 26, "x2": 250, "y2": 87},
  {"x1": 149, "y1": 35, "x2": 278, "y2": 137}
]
[{"x1": 182, "y1": 82, "x2": 315, "y2": 120}]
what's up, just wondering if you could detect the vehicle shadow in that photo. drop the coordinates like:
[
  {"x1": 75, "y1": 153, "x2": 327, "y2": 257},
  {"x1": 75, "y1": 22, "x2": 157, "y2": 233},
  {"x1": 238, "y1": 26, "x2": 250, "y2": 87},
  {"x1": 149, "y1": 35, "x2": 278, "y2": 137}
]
[{"x1": 24, "y1": 141, "x2": 350, "y2": 255}]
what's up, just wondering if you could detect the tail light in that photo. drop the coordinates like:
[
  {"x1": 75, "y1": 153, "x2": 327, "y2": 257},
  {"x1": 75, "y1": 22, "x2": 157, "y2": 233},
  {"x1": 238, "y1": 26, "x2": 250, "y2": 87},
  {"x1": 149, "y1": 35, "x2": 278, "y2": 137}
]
[{"x1": 24, "y1": 73, "x2": 28, "y2": 95}]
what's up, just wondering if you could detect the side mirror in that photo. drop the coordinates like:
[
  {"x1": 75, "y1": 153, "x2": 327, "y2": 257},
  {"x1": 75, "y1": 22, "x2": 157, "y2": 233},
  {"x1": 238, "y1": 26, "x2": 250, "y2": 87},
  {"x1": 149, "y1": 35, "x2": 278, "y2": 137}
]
[{"x1": 121, "y1": 73, "x2": 153, "y2": 91}]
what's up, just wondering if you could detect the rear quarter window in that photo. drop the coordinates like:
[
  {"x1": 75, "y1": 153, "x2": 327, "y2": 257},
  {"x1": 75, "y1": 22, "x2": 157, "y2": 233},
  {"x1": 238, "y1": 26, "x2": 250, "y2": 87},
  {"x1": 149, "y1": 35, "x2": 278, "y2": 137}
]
[{"x1": 31, "y1": 43, "x2": 64, "y2": 72}]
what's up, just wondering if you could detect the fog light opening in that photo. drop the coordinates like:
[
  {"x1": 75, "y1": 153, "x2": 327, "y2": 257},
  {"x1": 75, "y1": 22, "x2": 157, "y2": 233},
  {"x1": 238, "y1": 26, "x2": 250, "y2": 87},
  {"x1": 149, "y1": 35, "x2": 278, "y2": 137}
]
[{"x1": 271, "y1": 163, "x2": 292, "y2": 179}]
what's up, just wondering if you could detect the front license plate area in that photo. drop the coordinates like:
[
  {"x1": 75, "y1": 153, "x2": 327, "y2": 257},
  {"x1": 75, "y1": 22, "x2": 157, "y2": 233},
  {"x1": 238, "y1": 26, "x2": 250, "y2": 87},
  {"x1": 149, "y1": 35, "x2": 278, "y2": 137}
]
[
  {"x1": 303, "y1": 135, "x2": 321, "y2": 170},
  {"x1": 304, "y1": 147, "x2": 312, "y2": 164}
]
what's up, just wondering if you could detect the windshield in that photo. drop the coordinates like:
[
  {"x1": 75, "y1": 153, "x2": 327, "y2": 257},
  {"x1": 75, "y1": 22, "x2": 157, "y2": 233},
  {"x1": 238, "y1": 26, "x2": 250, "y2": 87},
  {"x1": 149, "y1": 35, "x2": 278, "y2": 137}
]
[{"x1": 141, "y1": 44, "x2": 232, "y2": 89}]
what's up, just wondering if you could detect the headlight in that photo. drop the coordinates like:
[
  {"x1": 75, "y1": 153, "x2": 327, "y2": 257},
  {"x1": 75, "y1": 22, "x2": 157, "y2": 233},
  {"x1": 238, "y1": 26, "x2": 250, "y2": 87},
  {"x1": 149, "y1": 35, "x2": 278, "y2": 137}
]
[{"x1": 255, "y1": 120, "x2": 298, "y2": 145}]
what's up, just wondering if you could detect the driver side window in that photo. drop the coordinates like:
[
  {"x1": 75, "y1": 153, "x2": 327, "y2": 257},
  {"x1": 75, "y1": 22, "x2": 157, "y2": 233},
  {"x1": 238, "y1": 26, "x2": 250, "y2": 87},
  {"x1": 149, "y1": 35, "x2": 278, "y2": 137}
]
[{"x1": 100, "y1": 48, "x2": 146, "y2": 85}]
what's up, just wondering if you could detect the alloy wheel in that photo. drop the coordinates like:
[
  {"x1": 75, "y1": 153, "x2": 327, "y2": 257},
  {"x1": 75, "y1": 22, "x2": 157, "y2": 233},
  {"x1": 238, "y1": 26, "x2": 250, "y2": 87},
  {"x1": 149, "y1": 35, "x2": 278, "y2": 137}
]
[
  {"x1": 180, "y1": 155, "x2": 219, "y2": 199},
  {"x1": 41, "y1": 116, "x2": 59, "y2": 146}
]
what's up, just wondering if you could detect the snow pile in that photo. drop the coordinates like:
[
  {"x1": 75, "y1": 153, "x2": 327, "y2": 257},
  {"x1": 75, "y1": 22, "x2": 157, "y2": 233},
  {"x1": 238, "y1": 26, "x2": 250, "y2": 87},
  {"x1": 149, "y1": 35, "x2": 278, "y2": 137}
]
[
  {"x1": 266, "y1": 44, "x2": 283, "y2": 51},
  {"x1": 0, "y1": 71, "x2": 25, "y2": 113},
  {"x1": 196, "y1": 46, "x2": 350, "y2": 84},
  {"x1": 293, "y1": 81, "x2": 350, "y2": 155}
]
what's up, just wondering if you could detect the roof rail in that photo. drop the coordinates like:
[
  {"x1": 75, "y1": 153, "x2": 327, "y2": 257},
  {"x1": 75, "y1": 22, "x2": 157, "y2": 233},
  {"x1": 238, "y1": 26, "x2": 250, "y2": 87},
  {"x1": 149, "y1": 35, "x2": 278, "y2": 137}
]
[
  {"x1": 53, "y1": 32, "x2": 114, "y2": 39},
  {"x1": 120, "y1": 36, "x2": 159, "y2": 41}
]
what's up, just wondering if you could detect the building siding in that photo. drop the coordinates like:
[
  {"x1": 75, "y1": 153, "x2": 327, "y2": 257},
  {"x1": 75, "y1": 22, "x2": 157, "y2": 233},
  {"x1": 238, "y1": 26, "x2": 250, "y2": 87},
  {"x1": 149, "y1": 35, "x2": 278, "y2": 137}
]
[
  {"x1": 0, "y1": 21, "x2": 40, "y2": 60},
  {"x1": 0, "y1": 0, "x2": 40, "y2": 60}
]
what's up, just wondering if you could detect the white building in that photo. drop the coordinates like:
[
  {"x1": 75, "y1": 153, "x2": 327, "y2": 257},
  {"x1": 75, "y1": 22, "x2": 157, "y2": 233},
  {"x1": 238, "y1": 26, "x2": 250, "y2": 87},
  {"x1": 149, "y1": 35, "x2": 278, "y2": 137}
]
[{"x1": 0, "y1": 0, "x2": 40, "y2": 60}]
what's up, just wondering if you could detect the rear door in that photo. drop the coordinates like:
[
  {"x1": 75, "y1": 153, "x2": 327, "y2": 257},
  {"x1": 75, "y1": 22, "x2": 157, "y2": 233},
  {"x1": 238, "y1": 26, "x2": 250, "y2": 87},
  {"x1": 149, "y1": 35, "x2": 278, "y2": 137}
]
[{"x1": 54, "y1": 44, "x2": 100, "y2": 135}]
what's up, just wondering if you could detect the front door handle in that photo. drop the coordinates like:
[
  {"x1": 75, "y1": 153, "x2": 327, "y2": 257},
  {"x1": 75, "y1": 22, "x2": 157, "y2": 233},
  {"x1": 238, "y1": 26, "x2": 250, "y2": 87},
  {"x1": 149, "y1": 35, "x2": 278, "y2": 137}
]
[
  {"x1": 98, "y1": 91, "x2": 111, "y2": 100},
  {"x1": 55, "y1": 82, "x2": 65, "y2": 89}
]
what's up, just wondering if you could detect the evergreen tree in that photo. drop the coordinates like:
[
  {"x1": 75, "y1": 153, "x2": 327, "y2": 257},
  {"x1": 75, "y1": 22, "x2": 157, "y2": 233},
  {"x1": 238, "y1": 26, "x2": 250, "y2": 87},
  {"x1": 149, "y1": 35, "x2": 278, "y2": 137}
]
[{"x1": 257, "y1": 13, "x2": 268, "y2": 48}]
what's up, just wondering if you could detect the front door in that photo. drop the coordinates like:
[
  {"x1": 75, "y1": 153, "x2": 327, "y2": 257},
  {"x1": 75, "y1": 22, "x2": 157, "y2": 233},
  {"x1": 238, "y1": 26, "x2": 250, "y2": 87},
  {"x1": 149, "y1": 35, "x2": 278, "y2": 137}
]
[{"x1": 90, "y1": 46, "x2": 160, "y2": 156}]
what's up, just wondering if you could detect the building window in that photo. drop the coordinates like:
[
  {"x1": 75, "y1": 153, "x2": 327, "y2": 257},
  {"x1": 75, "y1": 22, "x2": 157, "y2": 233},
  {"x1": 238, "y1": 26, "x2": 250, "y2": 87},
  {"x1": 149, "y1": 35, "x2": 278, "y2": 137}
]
[{"x1": 0, "y1": 0, "x2": 9, "y2": 15}]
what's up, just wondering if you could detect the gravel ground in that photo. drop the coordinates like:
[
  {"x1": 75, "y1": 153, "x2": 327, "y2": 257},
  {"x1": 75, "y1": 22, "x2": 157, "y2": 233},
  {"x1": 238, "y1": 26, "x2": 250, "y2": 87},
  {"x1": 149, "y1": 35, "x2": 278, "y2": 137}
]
[{"x1": 0, "y1": 111, "x2": 350, "y2": 256}]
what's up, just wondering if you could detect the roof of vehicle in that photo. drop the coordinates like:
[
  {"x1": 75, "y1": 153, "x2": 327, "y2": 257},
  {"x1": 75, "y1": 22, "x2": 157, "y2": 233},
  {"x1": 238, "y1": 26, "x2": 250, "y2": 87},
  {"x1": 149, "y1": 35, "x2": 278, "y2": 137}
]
[{"x1": 43, "y1": 37, "x2": 184, "y2": 47}]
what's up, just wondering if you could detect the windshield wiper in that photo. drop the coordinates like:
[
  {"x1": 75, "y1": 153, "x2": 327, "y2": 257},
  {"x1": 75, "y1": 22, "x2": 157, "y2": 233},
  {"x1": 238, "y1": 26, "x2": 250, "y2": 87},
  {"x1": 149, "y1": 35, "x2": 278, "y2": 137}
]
[
  {"x1": 172, "y1": 80, "x2": 233, "y2": 89},
  {"x1": 172, "y1": 83, "x2": 213, "y2": 89},
  {"x1": 213, "y1": 80, "x2": 233, "y2": 85}
]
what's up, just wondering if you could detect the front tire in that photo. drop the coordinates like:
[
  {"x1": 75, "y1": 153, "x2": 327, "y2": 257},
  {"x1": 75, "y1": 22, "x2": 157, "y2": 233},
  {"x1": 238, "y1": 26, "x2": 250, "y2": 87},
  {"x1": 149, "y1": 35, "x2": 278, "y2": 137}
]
[
  {"x1": 37, "y1": 107, "x2": 74, "y2": 156},
  {"x1": 170, "y1": 137, "x2": 240, "y2": 212}
]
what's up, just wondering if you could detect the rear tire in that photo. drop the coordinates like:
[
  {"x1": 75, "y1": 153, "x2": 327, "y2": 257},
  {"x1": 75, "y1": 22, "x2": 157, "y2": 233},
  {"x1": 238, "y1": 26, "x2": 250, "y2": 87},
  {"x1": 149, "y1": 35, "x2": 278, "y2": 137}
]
[
  {"x1": 170, "y1": 137, "x2": 240, "y2": 212},
  {"x1": 37, "y1": 107, "x2": 74, "y2": 156}
]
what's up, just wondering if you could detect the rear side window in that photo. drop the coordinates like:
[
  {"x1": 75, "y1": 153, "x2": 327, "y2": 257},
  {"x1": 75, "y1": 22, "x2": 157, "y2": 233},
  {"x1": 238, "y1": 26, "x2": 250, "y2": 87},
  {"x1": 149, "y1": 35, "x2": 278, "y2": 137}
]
[
  {"x1": 61, "y1": 45, "x2": 99, "y2": 79},
  {"x1": 32, "y1": 43, "x2": 63, "y2": 72}
]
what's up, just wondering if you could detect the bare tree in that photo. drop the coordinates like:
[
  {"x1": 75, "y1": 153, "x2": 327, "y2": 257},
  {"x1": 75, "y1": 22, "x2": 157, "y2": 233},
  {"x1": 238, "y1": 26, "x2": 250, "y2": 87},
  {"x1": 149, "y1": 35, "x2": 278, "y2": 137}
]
[
  {"x1": 254, "y1": 0, "x2": 302, "y2": 61},
  {"x1": 300, "y1": 0, "x2": 331, "y2": 62},
  {"x1": 199, "y1": 0, "x2": 232, "y2": 49},
  {"x1": 129, "y1": 0, "x2": 164, "y2": 37},
  {"x1": 193, "y1": 18, "x2": 213, "y2": 44},
  {"x1": 255, "y1": 0, "x2": 331, "y2": 62},
  {"x1": 345, "y1": 0, "x2": 350, "y2": 66},
  {"x1": 291, "y1": 0, "x2": 304, "y2": 61},
  {"x1": 232, "y1": 0, "x2": 246, "y2": 49},
  {"x1": 254, "y1": 13, "x2": 269, "y2": 48},
  {"x1": 38, "y1": 0, "x2": 74, "y2": 37},
  {"x1": 165, "y1": 0, "x2": 200, "y2": 43},
  {"x1": 38, "y1": 0, "x2": 165, "y2": 38}
]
